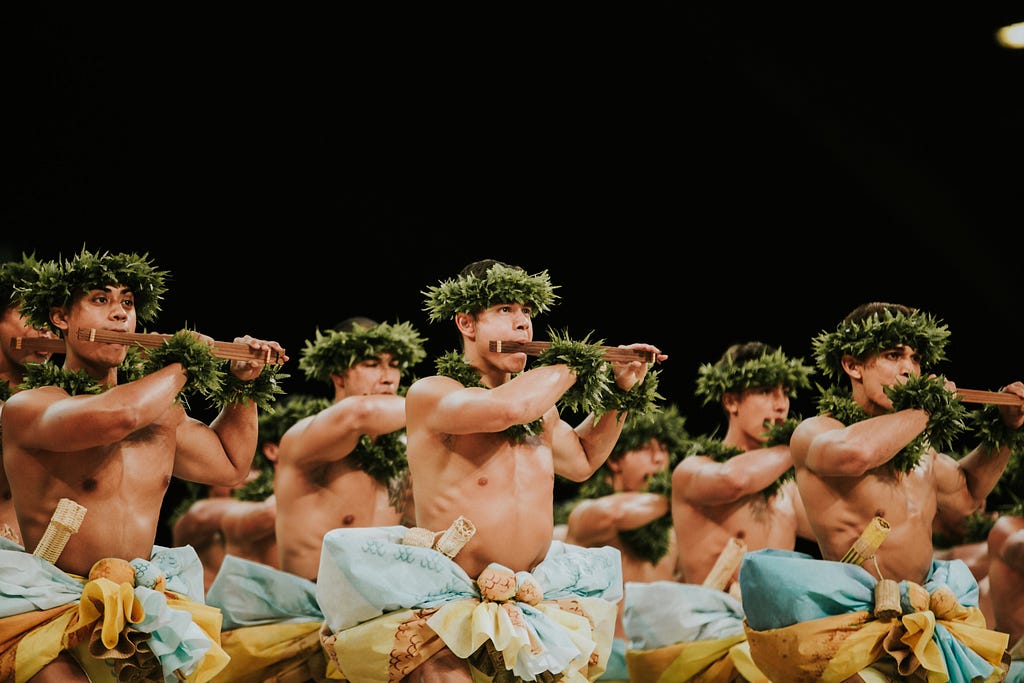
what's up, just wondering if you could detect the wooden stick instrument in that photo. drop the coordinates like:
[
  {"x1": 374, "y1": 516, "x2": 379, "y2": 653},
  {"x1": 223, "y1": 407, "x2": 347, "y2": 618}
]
[
  {"x1": 489, "y1": 340, "x2": 659, "y2": 363},
  {"x1": 955, "y1": 388, "x2": 1024, "y2": 406},
  {"x1": 12, "y1": 329, "x2": 286, "y2": 364}
]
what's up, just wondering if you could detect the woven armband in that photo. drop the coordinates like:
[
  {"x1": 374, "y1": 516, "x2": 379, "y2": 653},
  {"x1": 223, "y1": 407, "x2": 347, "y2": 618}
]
[
  {"x1": 534, "y1": 329, "x2": 612, "y2": 416},
  {"x1": 210, "y1": 363, "x2": 288, "y2": 411},
  {"x1": 140, "y1": 331, "x2": 224, "y2": 401},
  {"x1": 602, "y1": 368, "x2": 662, "y2": 417},
  {"x1": 887, "y1": 374, "x2": 968, "y2": 453},
  {"x1": 968, "y1": 404, "x2": 1024, "y2": 455}
]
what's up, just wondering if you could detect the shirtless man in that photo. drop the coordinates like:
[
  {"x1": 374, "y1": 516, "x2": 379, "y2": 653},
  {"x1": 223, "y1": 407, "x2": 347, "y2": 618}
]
[
  {"x1": 219, "y1": 395, "x2": 324, "y2": 572},
  {"x1": 740, "y1": 302, "x2": 1024, "y2": 682},
  {"x1": 672, "y1": 341, "x2": 814, "y2": 594},
  {"x1": 171, "y1": 393, "x2": 312, "y2": 591},
  {"x1": 563, "y1": 405, "x2": 689, "y2": 681},
  {"x1": 274, "y1": 317, "x2": 426, "y2": 580},
  {"x1": 0, "y1": 248, "x2": 287, "y2": 682},
  {"x1": 204, "y1": 392, "x2": 338, "y2": 683},
  {"x1": 170, "y1": 476, "x2": 251, "y2": 594},
  {"x1": 0, "y1": 254, "x2": 57, "y2": 546},
  {"x1": 338, "y1": 258, "x2": 664, "y2": 681}
]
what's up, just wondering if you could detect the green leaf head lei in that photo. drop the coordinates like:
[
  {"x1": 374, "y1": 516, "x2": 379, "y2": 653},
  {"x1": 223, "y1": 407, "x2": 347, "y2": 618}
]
[
  {"x1": 299, "y1": 320, "x2": 427, "y2": 384},
  {"x1": 695, "y1": 342, "x2": 814, "y2": 406},
  {"x1": 0, "y1": 252, "x2": 43, "y2": 310},
  {"x1": 610, "y1": 403, "x2": 690, "y2": 465},
  {"x1": 16, "y1": 247, "x2": 169, "y2": 334},
  {"x1": 422, "y1": 260, "x2": 559, "y2": 322},
  {"x1": 812, "y1": 303, "x2": 950, "y2": 381}
]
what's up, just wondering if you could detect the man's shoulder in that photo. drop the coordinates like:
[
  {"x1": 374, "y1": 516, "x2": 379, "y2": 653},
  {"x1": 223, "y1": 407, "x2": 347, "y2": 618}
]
[{"x1": 406, "y1": 374, "x2": 463, "y2": 399}]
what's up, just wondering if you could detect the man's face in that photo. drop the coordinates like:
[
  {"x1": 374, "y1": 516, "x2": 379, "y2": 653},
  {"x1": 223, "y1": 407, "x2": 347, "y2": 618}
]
[
  {"x1": 63, "y1": 286, "x2": 137, "y2": 364},
  {"x1": 0, "y1": 305, "x2": 56, "y2": 367},
  {"x1": 730, "y1": 386, "x2": 790, "y2": 443},
  {"x1": 614, "y1": 439, "x2": 670, "y2": 492},
  {"x1": 475, "y1": 303, "x2": 533, "y2": 370},
  {"x1": 859, "y1": 345, "x2": 921, "y2": 409},
  {"x1": 342, "y1": 353, "x2": 402, "y2": 396}
]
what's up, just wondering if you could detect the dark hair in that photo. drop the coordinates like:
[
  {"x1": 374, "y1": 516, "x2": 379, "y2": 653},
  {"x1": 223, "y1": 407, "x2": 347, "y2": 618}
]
[
  {"x1": 333, "y1": 316, "x2": 378, "y2": 333},
  {"x1": 715, "y1": 341, "x2": 774, "y2": 416},
  {"x1": 458, "y1": 258, "x2": 519, "y2": 278},
  {"x1": 718, "y1": 341, "x2": 776, "y2": 366},
  {"x1": 843, "y1": 301, "x2": 915, "y2": 324}
]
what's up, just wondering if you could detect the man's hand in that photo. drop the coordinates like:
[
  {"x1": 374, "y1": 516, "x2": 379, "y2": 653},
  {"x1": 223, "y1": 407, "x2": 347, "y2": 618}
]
[
  {"x1": 611, "y1": 343, "x2": 666, "y2": 391},
  {"x1": 229, "y1": 336, "x2": 289, "y2": 381}
]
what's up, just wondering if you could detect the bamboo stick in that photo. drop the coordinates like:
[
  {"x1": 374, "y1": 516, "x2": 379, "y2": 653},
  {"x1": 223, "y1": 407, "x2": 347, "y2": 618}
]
[
  {"x1": 840, "y1": 516, "x2": 890, "y2": 566},
  {"x1": 32, "y1": 498, "x2": 87, "y2": 564},
  {"x1": 702, "y1": 537, "x2": 747, "y2": 592}
]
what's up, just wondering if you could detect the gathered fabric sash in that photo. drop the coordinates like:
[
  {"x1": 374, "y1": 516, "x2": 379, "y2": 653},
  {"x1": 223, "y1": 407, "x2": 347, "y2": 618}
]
[
  {"x1": 739, "y1": 548, "x2": 1010, "y2": 683},
  {"x1": 0, "y1": 539, "x2": 226, "y2": 682},
  {"x1": 315, "y1": 527, "x2": 622, "y2": 682}
]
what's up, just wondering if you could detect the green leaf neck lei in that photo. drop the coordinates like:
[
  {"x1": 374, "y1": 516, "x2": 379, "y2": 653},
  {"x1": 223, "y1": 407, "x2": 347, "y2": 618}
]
[
  {"x1": 232, "y1": 464, "x2": 274, "y2": 502},
  {"x1": 231, "y1": 426, "x2": 409, "y2": 503},
  {"x1": 351, "y1": 430, "x2": 409, "y2": 487},
  {"x1": 19, "y1": 345, "x2": 199, "y2": 397},
  {"x1": 0, "y1": 378, "x2": 13, "y2": 402},
  {"x1": 574, "y1": 467, "x2": 673, "y2": 565},
  {"x1": 434, "y1": 350, "x2": 542, "y2": 443},
  {"x1": 20, "y1": 363, "x2": 109, "y2": 395},
  {"x1": 683, "y1": 433, "x2": 794, "y2": 500}
]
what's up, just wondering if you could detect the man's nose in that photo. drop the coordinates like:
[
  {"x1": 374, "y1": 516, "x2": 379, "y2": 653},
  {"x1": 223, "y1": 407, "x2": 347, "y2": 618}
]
[{"x1": 771, "y1": 388, "x2": 789, "y2": 409}]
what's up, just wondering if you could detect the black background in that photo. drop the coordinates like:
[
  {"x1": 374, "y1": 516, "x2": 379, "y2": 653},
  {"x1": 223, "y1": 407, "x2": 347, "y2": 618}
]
[{"x1": 4, "y1": 6, "x2": 1023, "y2": 540}]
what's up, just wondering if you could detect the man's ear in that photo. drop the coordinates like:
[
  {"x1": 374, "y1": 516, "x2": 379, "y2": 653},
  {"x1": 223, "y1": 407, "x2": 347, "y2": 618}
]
[
  {"x1": 49, "y1": 306, "x2": 70, "y2": 334},
  {"x1": 454, "y1": 312, "x2": 476, "y2": 339},
  {"x1": 722, "y1": 392, "x2": 741, "y2": 416},
  {"x1": 841, "y1": 354, "x2": 863, "y2": 379},
  {"x1": 331, "y1": 371, "x2": 346, "y2": 392}
]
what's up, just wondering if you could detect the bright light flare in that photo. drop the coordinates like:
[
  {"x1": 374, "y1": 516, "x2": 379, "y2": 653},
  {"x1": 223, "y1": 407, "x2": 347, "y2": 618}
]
[{"x1": 995, "y1": 21, "x2": 1024, "y2": 48}]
